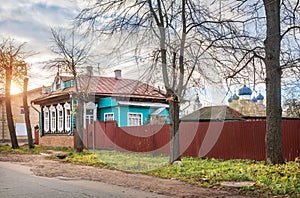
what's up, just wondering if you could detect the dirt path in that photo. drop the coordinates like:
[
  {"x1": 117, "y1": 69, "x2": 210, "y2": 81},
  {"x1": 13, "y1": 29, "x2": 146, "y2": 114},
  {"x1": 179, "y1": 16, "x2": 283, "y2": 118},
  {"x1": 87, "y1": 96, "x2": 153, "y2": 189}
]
[{"x1": 0, "y1": 153, "x2": 251, "y2": 197}]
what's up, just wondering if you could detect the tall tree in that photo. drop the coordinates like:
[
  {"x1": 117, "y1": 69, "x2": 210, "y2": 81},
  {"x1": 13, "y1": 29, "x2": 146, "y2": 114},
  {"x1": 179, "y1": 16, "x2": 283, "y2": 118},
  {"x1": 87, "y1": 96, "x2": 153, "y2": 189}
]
[
  {"x1": 50, "y1": 28, "x2": 93, "y2": 152},
  {"x1": 23, "y1": 76, "x2": 34, "y2": 149},
  {"x1": 0, "y1": 38, "x2": 28, "y2": 149},
  {"x1": 263, "y1": 0, "x2": 284, "y2": 164},
  {"x1": 77, "y1": 0, "x2": 226, "y2": 163},
  {"x1": 206, "y1": 0, "x2": 300, "y2": 164}
]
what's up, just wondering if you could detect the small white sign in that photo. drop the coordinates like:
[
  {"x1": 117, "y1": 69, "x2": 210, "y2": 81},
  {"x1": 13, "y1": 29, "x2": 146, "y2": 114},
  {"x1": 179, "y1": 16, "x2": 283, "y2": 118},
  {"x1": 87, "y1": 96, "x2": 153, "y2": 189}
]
[{"x1": 16, "y1": 123, "x2": 27, "y2": 136}]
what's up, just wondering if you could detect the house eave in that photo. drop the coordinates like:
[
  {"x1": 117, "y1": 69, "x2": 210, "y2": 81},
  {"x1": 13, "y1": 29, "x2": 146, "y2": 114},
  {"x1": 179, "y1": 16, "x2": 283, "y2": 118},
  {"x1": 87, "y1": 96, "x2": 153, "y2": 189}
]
[{"x1": 118, "y1": 101, "x2": 169, "y2": 108}]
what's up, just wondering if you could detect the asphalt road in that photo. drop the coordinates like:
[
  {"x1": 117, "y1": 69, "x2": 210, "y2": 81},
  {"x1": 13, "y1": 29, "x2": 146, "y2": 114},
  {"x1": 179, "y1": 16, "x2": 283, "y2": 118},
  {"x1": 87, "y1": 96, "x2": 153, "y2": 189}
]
[{"x1": 0, "y1": 161, "x2": 170, "y2": 198}]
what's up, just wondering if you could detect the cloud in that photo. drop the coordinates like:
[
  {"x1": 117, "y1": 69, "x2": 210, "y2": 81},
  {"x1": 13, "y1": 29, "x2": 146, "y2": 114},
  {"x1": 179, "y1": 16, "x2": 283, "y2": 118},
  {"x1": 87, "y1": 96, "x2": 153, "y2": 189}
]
[
  {"x1": 0, "y1": 0, "x2": 83, "y2": 88},
  {"x1": 0, "y1": 0, "x2": 150, "y2": 88}
]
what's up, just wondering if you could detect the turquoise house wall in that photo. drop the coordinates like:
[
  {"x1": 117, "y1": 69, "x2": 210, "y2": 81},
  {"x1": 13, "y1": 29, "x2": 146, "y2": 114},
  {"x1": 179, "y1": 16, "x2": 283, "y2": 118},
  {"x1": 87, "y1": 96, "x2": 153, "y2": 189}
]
[
  {"x1": 119, "y1": 106, "x2": 151, "y2": 127},
  {"x1": 99, "y1": 107, "x2": 119, "y2": 123},
  {"x1": 51, "y1": 77, "x2": 74, "y2": 92},
  {"x1": 64, "y1": 80, "x2": 72, "y2": 89},
  {"x1": 160, "y1": 108, "x2": 170, "y2": 123},
  {"x1": 99, "y1": 98, "x2": 120, "y2": 125},
  {"x1": 99, "y1": 106, "x2": 148, "y2": 127},
  {"x1": 98, "y1": 97, "x2": 169, "y2": 127},
  {"x1": 39, "y1": 106, "x2": 43, "y2": 136},
  {"x1": 99, "y1": 97, "x2": 118, "y2": 108}
]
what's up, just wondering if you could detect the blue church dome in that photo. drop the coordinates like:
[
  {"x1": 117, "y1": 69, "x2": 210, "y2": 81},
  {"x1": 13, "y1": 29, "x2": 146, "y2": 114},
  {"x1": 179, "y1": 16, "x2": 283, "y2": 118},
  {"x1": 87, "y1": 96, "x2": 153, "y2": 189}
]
[
  {"x1": 228, "y1": 97, "x2": 233, "y2": 103},
  {"x1": 252, "y1": 96, "x2": 257, "y2": 102},
  {"x1": 238, "y1": 85, "x2": 252, "y2": 96},
  {"x1": 232, "y1": 93, "x2": 239, "y2": 100},
  {"x1": 256, "y1": 93, "x2": 264, "y2": 100}
]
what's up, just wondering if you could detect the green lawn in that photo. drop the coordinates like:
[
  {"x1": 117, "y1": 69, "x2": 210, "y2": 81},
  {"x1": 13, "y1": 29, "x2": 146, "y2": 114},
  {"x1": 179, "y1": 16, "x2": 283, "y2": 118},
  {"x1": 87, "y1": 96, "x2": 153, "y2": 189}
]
[
  {"x1": 1, "y1": 144, "x2": 299, "y2": 197},
  {"x1": 94, "y1": 150, "x2": 169, "y2": 172},
  {"x1": 148, "y1": 157, "x2": 300, "y2": 197}
]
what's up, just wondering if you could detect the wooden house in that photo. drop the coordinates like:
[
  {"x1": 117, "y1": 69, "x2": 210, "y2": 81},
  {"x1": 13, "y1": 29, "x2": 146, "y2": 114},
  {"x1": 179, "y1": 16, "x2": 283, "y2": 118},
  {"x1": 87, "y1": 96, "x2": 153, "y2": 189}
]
[{"x1": 31, "y1": 70, "x2": 169, "y2": 148}]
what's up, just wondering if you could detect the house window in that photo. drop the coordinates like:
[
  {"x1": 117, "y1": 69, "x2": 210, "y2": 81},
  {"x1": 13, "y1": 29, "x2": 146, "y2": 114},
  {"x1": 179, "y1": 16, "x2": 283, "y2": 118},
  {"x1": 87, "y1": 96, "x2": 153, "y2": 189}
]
[
  {"x1": 49, "y1": 105, "x2": 56, "y2": 132},
  {"x1": 43, "y1": 106, "x2": 49, "y2": 132},
  {"x1": 128, "y1": 113, "x2": 142, "y2": 126},
  {"x1": 57, "y1": 104, "x2": 64, "y2": 132},
  {"x1": 84, "y1": 101, "x2": 96, "y2": 127},
  {"x1": 104, "y1": 113, "x2": 114, "y2": 121},
  {"x1": 64, "y1": 102, "x2": 71, "y2": 132},
  {"x1": 86, "y1": 109, "x2": 94, "y2": 125}
]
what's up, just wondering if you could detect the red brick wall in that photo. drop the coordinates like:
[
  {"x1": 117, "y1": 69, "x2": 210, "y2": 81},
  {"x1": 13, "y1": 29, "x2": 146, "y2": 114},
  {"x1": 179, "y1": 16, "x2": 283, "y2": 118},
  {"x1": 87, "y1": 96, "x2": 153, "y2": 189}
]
[{"x1": 40, "y1": 136, "x2": 74, "y2": 148}]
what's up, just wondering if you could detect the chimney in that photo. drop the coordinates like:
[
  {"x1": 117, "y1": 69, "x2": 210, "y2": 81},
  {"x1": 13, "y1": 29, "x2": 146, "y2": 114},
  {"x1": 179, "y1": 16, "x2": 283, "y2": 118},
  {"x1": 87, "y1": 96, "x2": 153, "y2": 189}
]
[
  {"x1": 86, "y1": 66, "x2": 93, "y2": 76},
  {"x1": 114, "y1": 69, "x2": 121, "y2": 79}
]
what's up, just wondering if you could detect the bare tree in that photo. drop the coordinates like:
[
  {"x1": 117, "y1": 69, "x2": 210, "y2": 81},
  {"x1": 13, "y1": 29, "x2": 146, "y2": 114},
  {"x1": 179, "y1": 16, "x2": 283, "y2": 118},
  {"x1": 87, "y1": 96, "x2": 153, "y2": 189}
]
[
  {"x1": 206, "y1": 0, "x2": 300, "y2": 164},
  {"x1": 263, "y1": 0, "x2": 284, "y2": 164},
  {"x1": 50, "y1": 27, "x2": 93, "y2": 152},
  {"x1": 23, "y1": 76, "x2": 34, "y2": 149},
  {"x1": 77, "y1": 0, "x2": 229, "y2": 163},
  {"x1": 283, "y1": 98, "x2": 300, "y2": 117},
  {"x1": 0, "y1": 38, "x2": 28, "y2": 149}
]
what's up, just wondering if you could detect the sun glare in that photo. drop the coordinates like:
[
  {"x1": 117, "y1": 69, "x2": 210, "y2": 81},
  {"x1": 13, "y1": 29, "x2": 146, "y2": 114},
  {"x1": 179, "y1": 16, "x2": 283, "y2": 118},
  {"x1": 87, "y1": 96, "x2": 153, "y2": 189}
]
[{"x1": 10, "y1": 82, "x2": 23, "y2": 95}]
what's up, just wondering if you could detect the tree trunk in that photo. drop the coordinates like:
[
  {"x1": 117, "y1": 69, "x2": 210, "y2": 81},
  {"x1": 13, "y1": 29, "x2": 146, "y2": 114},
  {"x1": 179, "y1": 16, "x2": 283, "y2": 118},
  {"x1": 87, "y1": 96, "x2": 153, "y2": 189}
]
[
  {"x1": 23, "y1": 77, "x2": 34, "y2": 149},
  {"x1": 168, "y1": 94, "x2": 181, "y2": 163},
  {"x1": 263, "y1": 0, "x2": 284, "y2": 164},
  {"x1": 5, "y1": 68, "x2": 19, "y2": 149},
  {"x1": 73, "y1": 74, "x2": 83, "y2": 153},
  {"x1": 76, "y1": 94, "x2": 84, "y2": 152}
]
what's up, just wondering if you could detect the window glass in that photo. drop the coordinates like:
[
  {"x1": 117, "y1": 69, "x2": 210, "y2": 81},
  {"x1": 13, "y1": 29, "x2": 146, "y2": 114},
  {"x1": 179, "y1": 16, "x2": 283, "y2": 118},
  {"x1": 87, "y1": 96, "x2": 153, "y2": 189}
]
[
  {"x1": 104, "y1": 113, "x2": 114, "y2": 121},
  {"x1": 85, "y1": 102, "x2": 96, "y2": 127},
  {"x1": 128, "y1": 113, "x2": 142, "y2": 126}
]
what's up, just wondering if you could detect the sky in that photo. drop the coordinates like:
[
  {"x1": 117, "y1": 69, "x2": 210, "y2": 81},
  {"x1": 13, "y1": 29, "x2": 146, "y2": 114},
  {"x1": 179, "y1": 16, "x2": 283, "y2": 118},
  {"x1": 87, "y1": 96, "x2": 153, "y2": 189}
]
[
  {"x1": 0, "y1": 0, "x2": 154, "y2": 91},
  {"x1": 0, "y1": 0, "x2": 266, "y2": 106},
  {"x1": 0, "y1": 0, "x2": 85, "y2": 89}
]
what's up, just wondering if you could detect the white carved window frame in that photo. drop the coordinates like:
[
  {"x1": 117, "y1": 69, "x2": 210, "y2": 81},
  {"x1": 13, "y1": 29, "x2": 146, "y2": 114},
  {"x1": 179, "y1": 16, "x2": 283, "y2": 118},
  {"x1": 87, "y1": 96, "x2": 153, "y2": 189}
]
[
  {"x1": 84, "y1": 101, "x2": 97, "y2": 127},
  {"x1": 57, "y1": 104, "x2": 64, "y2": 132},
  {"x1": 49, "y1": 105, "x2": 56, "y2": 132},
  {"x1": 104, "y1": 113, "x2": 114, "y2": 121},
  {"x1": 64, "y1": 102, "x2": 71, "y2": 132},
  {"x1": 128, "y1": 113, "x2": 143, "y2": 126},
  {"x1": 43, "y1": 106, "x2": 49, "y2": 132}
]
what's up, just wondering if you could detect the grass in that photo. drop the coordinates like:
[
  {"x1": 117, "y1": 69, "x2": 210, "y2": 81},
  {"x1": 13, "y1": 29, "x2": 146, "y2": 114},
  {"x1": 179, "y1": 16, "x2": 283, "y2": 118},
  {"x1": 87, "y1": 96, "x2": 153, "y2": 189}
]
[
  {"x1": 147, "y1": 157, "x2": 300, "y2": 197},
  {"x1": 0, "y1": 143, "x2": 74, "y2": 155},
  {"x1": 93, "y1": 150, "x2": 169, "y2": 172},
  {"x1": 0, "y1": 144, "x2": 299, "y2": 197}
]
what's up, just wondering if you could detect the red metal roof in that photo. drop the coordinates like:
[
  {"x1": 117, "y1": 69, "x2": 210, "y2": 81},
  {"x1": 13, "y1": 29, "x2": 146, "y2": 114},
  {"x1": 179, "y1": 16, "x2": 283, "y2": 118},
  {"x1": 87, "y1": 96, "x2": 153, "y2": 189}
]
[
  {"x1": 78, "y1": 76, "x2": 165, "y2": 99},
  {"x1": 32, "y1": 75, "x2": 166, "y2": 104}
]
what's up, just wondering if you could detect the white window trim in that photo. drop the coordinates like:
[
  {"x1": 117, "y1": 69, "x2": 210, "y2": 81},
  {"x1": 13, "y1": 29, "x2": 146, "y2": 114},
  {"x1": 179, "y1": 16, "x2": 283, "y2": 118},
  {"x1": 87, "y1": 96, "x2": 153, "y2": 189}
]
[
  {"x1": 57, "y1": 104, "x2": 64, "y2": 132},
  {"x1": 128, "y1": 112, "x2": 143, "y2": 126},
  {"x1": 43, "y1": 106, "x2": 49, "y2": 132},
  {"x1": 64, "y1": 102, "x2": 71, "y2": 132},
  {"x1": 104, "y1": 112, "x2": 114, "y2": 121},
  {"x1": 84, "y1": 101, "x2": 97, "y2": 127},
  {"x1": 49, "y1": 105, "x2": 56, "y2": 132}
]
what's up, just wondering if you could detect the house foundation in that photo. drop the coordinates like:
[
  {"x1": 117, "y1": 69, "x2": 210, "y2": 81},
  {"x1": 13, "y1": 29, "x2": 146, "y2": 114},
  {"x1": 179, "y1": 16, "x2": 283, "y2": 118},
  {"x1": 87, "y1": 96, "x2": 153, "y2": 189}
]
[{"x1": 39, "y1": 135, "x2": 74, "y2": 148}]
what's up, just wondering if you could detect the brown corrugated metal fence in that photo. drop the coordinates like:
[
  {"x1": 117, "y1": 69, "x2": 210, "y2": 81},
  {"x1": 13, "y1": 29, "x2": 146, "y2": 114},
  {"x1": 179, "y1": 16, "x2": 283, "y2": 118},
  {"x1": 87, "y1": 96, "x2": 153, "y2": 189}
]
[{"x1": 82, "y1": 120, "x2": 300, "y2": 161}]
